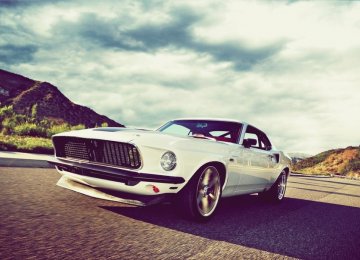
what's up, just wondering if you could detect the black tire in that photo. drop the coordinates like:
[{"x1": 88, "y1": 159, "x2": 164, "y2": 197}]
[
  {"x1": 177, "y1": 165, "x2": 222, "y2": 222},
  {"x1": 259, "y1": 170, "x2": 287, "y2": 202}
]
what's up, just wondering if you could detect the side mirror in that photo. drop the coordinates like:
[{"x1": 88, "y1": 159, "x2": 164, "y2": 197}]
[{"x1": 243, "y1": 138, "x2": 257, "y2": 148}]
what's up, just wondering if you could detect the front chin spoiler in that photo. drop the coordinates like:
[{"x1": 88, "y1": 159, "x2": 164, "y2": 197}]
[{"x1": 57, "y1": 176, "x2": 170, "y2": 206}]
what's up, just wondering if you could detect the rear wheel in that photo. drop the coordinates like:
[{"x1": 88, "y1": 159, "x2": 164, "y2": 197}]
[
  {"x1": 260, "y1": 170, "x2": 287, "y2": 202},
  {"x1": 178, "y1": 166, "x2": 222, "y2": 221}
]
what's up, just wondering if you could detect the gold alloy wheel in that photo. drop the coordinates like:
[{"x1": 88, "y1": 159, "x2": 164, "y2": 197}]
[
  {"x1": 277, "y1": 172, "x2": 287, "y2": 200},
  {"x1": 196, "y1": 166, "x2": 221, "y2": 217}
]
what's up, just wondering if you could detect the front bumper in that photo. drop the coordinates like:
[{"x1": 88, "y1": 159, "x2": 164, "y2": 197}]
[{"x1": 48, "y1": 157, "x2": 185, "y2": 186}]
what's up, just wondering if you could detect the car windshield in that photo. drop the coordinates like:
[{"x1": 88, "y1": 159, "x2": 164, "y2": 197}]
[{"x1": 157, "y1": 120, "x2": 242, "y2": 144}]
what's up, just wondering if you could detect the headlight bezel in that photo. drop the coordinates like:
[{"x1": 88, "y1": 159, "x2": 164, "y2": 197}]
[{"x1": 160, "y1": 151, "x2": 177, "y2": 171}]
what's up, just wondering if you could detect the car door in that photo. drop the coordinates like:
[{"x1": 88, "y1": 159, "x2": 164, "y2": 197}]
[{"x1": 233, "y1": 125, "x2": 277, "y2": 194}]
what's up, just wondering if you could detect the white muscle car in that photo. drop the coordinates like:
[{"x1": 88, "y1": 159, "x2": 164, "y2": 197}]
[{"x1": 49, "y1": 118, "x2": 291, "y2": 221}]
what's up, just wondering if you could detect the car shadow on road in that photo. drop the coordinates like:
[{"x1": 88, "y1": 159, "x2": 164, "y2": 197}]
[{"x1": 100, "y1": 195, "x2": 360, "y2": 259}]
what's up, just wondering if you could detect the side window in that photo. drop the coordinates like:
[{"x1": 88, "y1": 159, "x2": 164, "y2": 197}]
[
  {"x1": 243, "y1": 125, "x2": 272, "y2": 150},
  {"x1": 259, "y1": 134, "x2": 272, "y2": 151}
]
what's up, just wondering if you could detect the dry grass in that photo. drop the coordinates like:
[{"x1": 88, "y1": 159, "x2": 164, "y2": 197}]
[{"x1": 293, "y1": 147, "x2": 360, "y2": 178}]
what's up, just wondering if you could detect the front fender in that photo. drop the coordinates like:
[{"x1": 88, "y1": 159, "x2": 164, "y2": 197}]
[{"x1": 176, "y1": 150, "x2": 229, "y2": 191}]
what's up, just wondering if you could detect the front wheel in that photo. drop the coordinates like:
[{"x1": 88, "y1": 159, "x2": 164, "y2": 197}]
[
  {"x1": 178, "y1": 166, "x2": 222, "y2": 221},
  {"x1": 259, "y1": 170, "x2": 287, "y2": 202}
]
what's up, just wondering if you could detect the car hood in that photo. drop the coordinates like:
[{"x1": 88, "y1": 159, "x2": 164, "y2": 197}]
[{"x1": 53, "y1": 127, "x2": 233, "y2": 151}]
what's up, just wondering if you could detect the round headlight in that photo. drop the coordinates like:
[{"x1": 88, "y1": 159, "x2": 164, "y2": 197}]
[{"x1": 160, "y1": 151, "x2": 176, "y2": 171}]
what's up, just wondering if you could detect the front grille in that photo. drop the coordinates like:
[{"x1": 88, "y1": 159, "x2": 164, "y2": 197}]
[{"x1": 53, "y1": 136, "x2": 141, "y2": 169}]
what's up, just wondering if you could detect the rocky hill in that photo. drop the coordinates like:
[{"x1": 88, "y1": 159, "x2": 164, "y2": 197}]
[
  {"x1": 292, "y1": 146, "x2": 360, "y2": 178},
  {"x1": 0, "y1": 69, "x2": 123, "y2": 127}
]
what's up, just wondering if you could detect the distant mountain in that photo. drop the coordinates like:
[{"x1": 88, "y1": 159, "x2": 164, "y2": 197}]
[
  {"x1": 0, "y1": 69, "x2": 123, "y2": 127},
  {"x1": 288, "y1": 152, "x2": 312, "y2": 164},
  {"x1": 288, "y1": 152, "x2": 313, "y2": 159},
  {"x1": 292, "y1": 146, "x2": 360, "y2": 178}
]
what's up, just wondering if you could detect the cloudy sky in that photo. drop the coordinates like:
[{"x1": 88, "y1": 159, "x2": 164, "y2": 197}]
[{"x1": 1, "y1": 0, "x2": 359, "y2": 154}]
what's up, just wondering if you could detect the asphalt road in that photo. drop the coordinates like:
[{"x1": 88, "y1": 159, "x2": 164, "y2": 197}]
[{"x1": 1, "y1": 167, "x2": 360, "y2": 259}]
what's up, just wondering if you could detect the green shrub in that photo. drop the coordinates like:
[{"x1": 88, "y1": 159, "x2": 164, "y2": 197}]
[
  {"x1": 13, "y1": 122, "x2": 47, "y2": 137},
  {"x1": 39, "y1": 119, "x2": 52, "y2": 129},
  {"x1": 0, "y1": 106, "x2": 27, "y2": 134},
  {"x1": 31, "y1": 104, "x2": 38, "y2": 118},
  {"x1": 71, "y1": 124, "x2": 85, "y2": 131},
  {"x1": 1, "y1": 118, "x2": 16, "y2": 134},
  {"x1": 0, "y1": 105, "x2": 15, "y2": 119},
  {"x1": 0, "y1": 134, "x2": 53, "y2": 154},
  {"x1": 47, "y1": 123, "x2": 71, "y2": 137},
  {"x1": 47, "y1": 123, "x2": 84, "y2": 137}
]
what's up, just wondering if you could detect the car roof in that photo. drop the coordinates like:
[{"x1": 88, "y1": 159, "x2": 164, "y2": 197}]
[
  {"x1": 171, "y1": 118, "x2": 266, "y2": 134},
  {"x1": 173, "y1": 117, "x2": 247, "y2": 125}
]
